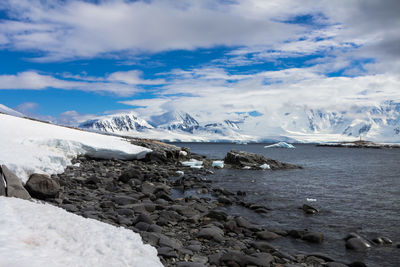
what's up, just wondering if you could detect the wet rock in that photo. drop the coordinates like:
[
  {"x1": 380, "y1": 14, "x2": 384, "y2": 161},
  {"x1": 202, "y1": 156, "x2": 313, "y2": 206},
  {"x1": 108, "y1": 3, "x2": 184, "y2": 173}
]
[
  {"x1": 1, "y1": 165, "x2": 31, "y2": 200},
  {"x1": 345, "y1": 237, "x2": 371, "y2": 251},
  {"x1": 176, "y1": 262, "x2": 206, "y2": 267},
  {"x1": 197, "y1": 226, "x2": 224, "y2": 242},
  {"x1": 134, "y1": 213, "x2": 154, "y2": 225},
  {"x1": 218, "y1": 196, "x2": 233, "y2": 205},
  {"x1": 302, "y1": 232, "x2": 324, "y2": 244},
  {"x1": 224, "y1": 150, "x2": 301, "y2": 170},
  {"x1": 256, "y1": 230, "x2": 281, "y2": 240},
  {"x1": 251, "y1": 241, "x2": 277, "y2": 252},
  {"x1": 288, "y1": 229, "x2": 307, "y2": 239},
  {"x1": 159, "y1": 235, "x2": 182, "y2": 249},
  {"x1": 302, "y1": 204, "x2": 319, "y2": 214},
  {"x1": 112, "y1": 195, "x2": 137, "y2": 205},
  {"x1": 348, "y1": 262, "x2": 367, "y2": 267},
  {"x1": 372, "y1": 236, "x2": 392, "y2": 245}
]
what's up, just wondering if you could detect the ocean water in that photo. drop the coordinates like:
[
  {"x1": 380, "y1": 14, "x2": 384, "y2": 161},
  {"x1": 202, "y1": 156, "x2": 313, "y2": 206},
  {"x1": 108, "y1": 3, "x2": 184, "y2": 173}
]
[{"x1": 172, "y1": 143, "x2": 400, "y2": 267}]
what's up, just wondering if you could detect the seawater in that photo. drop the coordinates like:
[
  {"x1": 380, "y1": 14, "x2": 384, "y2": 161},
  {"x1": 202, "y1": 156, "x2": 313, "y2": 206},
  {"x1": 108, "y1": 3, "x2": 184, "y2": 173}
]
[{"x1": 172, "y1": 143, "x2": 400, "y2": 267}]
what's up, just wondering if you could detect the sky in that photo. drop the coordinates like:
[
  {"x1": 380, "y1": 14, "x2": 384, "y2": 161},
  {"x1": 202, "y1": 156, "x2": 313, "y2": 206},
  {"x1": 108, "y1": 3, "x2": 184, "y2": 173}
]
[{"x1": 0, "y1": 0, "x2": 399, "y2": 123}]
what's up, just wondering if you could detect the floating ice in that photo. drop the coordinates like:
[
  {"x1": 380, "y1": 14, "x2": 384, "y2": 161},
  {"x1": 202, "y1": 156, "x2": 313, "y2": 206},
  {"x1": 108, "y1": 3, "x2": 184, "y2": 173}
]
[
  {"x1": 264, "y1": 142, "x2": 296, "y2": 149},
  {"x1": 212, "y1": 160, "x2": 224, "y2": 168},
  {"x1": 260, "y1": 163, "x2": 271, "y2": 169},
  {"x1": 242, "y1": 166, "x2": 252, "y2": 170},
  {"x1": 181, "y1": 159, "x2": 203, "y2": 168},
  {"x1": 307, "y1": 198, "x2": 317, "y2": 202}
]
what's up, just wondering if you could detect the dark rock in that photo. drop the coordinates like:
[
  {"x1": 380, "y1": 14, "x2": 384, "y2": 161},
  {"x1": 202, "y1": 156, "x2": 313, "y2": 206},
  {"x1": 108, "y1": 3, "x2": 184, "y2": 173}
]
[
  {"x1": 218, "y1": 196, "x2": 233, "y2": 205},
  {"x1": 251, "y1": 241, "x2": 277, "y2": 252},
  {"x1": 113, "y1": 195, "x2": 137, "y2": 206},
  {"x1": 225, "y1": 220, "x2": 242, "y2": 234},
  {"x1": 187, "y1": 244, "x2": 202, "y2": 252},
  {"x1": 345, "y1": 237, "x2": 371, "y2": 251},
  {"x1": 302, "y1": 232, "x2": 324, "y2": 244},
  {"x1": 256, "y1": 230, "x2": 281, "y2": 240},
  {"x1": 61, "y1": 204, "x2": 79, "y2": 212},
  {"x1": 288, "y1": 229, "x2": 307, "y2": 239},
  {"x1": 141, "y1": 182, "x2": 156, "y2": 194},
  {"x1": 159, "y1": 235, "x2": 182, "y2": 249},
  {"x1": 0, "y1": 170, "x2": 5, "y2": 196},
  {"x1": 197, "y1": 226, "x2": 224, "y2": 242},
  {"x1": 159, "y1": 210, "x2": 183, "y2": 223},
  {"x1": 302, "y1": 204, "x2": 319, "y2": 214},
  {"x1": 224, "y1": 150, "x2": 301, "y2": 170},
  {"x1": 348, "y1": 262, "x2": 367, "y2": 267},
  {"x1": 134, "y1": 213, "x2": 154, "y2": 225},
  {"x1": 176, "y1": 262, "x2": 206, "y2": 267},
  {"x1": 119, "y1": 168, "x2": 143, "y2": 183},
  {"x1": 25, "y1": 173, "x2": 60, "y2": 199},
  {"x1": 1, "y1": 165, "x2": 31, "y2": 199},
  {"x1": 115, "y1": 208, "x2": 134, "y2": 217},
  {"x1": 141, "y1": 232, "x2": 160, "y2": 246},
  {"x1": 235, "y1": 216, "x2": 252, "y2": 229},
  {"x1": 372, "y1": 236, "x2": 392, "y2": 245},
  {"x1": 148, "y1": 224, "x2": 163, "y2": 233},
  {"x1": 246, "y1": 252, "x2": 274, "y2": 267},
  {"x1": 326, "y1": 262, "x2": 348, "y2": 267},
  {"x1": 157, "y1": 246, "x2": 177, "y2": 258},
  {"x1": 206, "y1": 210, "x2": 228, "y2": 221},
  {"x1": 135, "y1": 222, "x2": 150, "y2": 231}
]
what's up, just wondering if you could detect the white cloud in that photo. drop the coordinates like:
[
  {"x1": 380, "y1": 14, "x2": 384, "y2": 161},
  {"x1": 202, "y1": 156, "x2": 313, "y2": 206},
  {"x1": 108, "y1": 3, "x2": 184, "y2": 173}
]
[
  {"x1": 0, "y1": 70, "x2": 164, "y2": 96},
  {"x1": 0, "y1": 0, "x2": 304, "y2": 61}
]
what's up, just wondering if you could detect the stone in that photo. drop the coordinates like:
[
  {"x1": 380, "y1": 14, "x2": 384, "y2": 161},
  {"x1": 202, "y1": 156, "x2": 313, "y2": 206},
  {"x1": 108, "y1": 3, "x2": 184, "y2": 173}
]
[
  {"x1": 302, "y1": 204, "x2": 319, "y2": 214},
  {"x1": 348, "y1": 262, "x2": 367, "y2": 267},
  {"x1": 206, "y1": 210, "x2": 228, "y2": 221},
  {"x1": 158, "y1": 235, "x2": 182, "y2": 249},
  {"x1": 326, "y1": 262, "x2": 348, "y2": 267},
  {"x1": 25, "y1": 173, "x2": 60, "y2": 199},
  {"x1": 119, "y1": 168, "x2": 143, "y2": 183},
  {"x1": 176, "y1": 262, "x2": 206, "y2": 267},
  {"x1": 112, "y1": 195, "x2": 137, "y2": 206},
  {"x1": 134, "y1": 213, "x2": 154, "y2": 225},
  {"x1": 157, "y1": 246, "x2": 177, "y2": 258},
  {"x1": 1, "y1": 165, "x2": 31, "y2": 199},
  {"x1": 246, "y1": 252, "x2": 274, "y2": 267},
  {"x1": 251, "y1": 241, "x2": 277, "y2": 252},
  {"x1": 346, "y1": 237, "x2": 371, "y2": 251},
  {"x1": 0, "y1": 170, "x2": 5, "y2": 196},
  {"x1": 256, "y1": 230, "x2": 281, "y2": 240},
  {"x1": 302, "y1": 232, "x2": 324, "y2": 244},
  {"x1": 197, "y1": 226, "x2": 224, "y2": 242}
]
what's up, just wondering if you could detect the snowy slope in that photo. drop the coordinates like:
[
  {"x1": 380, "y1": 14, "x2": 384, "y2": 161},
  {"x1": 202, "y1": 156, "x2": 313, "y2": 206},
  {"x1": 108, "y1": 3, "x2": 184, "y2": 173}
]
[
  {"x1": 0, "y1": 113, "x2": 151, "y2": 182},
  {"x1": 0, "y1": 197, "x2": 162, "y2": 267},
  {"x1": 0, "y1": 104, "x2": 24, "y2": 117}
]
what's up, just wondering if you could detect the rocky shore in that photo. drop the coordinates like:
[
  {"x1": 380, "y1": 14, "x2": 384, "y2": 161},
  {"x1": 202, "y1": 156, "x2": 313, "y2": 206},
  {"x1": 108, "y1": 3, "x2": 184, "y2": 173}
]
[
  {"x1": 4, "y1": 139, "x2": 396, "y2": 266},
  {"x1": 317, "y1": 140, "x2": 400, "y2": 149}
]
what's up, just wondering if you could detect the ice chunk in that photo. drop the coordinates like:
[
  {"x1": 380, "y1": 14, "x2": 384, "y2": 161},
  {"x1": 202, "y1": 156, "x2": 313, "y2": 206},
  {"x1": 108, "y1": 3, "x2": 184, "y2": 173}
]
[
  {"x1": 175, "y1": 170, "x2": 184, "y2": 177},
  {"x1": 264, "y1": 142, "x2": 295, "y2": 149},
  {"x1": 212, "y1": 160, "x2": 224, "y2": 168},
  {"x1": 260, "y1": 163, "x2": 271, "y2": 169},
  {"x1": 307, "y1": 198, "x2": 317, "y2": 202},
  {"x1": 190, "y1": 165, "x2": 203, "y2": 169},
  {"x1": 181, "y1": 159, "x2": 203, "y2": 168},
  {"x1": 242, "y1": 166, "x2": 251, "y2": 170},
  {"x1": 179, "y1": 150, "x2": 188, "y2": 157}
]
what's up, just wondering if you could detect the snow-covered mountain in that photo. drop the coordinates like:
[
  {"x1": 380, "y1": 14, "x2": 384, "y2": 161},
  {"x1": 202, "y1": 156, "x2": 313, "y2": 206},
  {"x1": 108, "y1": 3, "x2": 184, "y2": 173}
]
[
  {"x1": 77, "y1": 101, "x2": 400, "y2": 143},
  {"x1": 79, "y1": 113, "x2": 154, "y2": 133}
]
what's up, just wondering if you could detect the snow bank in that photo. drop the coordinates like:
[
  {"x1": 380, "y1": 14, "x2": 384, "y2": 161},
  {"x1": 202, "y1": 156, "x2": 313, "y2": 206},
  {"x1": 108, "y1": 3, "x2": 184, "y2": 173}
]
[
  {"x1": 0, "y1": 114, "x2": 151, "y2": 182},
  {"x1": 0, "y1": 197, "x2": 162, "y2": 267},
  {"x1": 264, "y1": 142, "x2": 296, "y2": 149}
]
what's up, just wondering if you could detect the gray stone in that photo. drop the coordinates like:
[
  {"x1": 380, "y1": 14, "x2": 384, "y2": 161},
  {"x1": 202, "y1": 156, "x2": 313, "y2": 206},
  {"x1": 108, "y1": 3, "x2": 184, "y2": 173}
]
[
  {"x1": 158, "y1": 235, "x2": 182, "y2": 249},
  {"x1": 251, "y1": 241, "x2": 278, "y2": 252},
  {"x1": 1, "y1": 165, "x2": 31, "y2": 199},
  {"x1": 326, "y1": 262, "x2": 348, "y2": 267},
  {"x1": 246, "y1": 252, "x2": 274, "y2": 267},
  {"x1": 302, "y1": 232, "x2": 324, "y2": 244},
  {"x1": 25, "y1": 173, "x2": 60, "y2": 199},
  {"x1": 0, "y1": 171, "x2": 6, "y2": 196},
  {"x1": 197, "y1": 226, "x2": 224, "y2": 242},
  {"x1": 302, "y1": 204, "x2": 319, "y2": 214},
  {"x1": 256, "y1": 230, "x2": 281, "y2": 240},
  {"x1": 346, "y1": 237, "x2": 371, "y2": 251},
  {"x1": 157, "y1": 246, "x2": 177, "y2": 258},
  {"x1": 176, "y1": 262, "x2": 206, "y2": 267},
  {"x1": 112, "y1": 195, "x2": 137, "y2": 205}
]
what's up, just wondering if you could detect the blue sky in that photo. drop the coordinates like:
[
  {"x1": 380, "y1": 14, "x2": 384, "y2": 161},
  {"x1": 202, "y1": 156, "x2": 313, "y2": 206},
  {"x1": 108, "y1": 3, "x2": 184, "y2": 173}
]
[{"x1": 0, "y1": 0, "x2": 399, "y2": 123}]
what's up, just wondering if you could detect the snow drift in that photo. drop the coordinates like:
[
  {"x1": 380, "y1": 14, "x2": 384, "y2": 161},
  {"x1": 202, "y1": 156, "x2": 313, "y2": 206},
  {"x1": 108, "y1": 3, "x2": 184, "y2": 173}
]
[
  {"x1": 0, "y1": 197, "x2": 162, "y2": 267},
  {"x1": 0, "y1": 114, "x2": 151, "y2": 182}
]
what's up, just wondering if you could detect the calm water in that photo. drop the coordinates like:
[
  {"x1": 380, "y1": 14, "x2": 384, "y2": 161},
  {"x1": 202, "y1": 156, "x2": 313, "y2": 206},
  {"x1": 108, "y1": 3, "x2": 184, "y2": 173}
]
[{"x1": 172, "y1": 143, "x2": 400, "y2": 267}]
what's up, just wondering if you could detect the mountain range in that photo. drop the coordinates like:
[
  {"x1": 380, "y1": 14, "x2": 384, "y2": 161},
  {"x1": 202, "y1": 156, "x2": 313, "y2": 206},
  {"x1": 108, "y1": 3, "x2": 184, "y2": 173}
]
[{"x1": 1, "y1": 102, "x2": 399, "y2": 143}]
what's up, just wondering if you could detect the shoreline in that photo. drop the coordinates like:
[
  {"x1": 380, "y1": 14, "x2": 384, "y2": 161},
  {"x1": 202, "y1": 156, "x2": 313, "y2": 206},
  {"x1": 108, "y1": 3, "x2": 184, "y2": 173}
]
[{"x1": 38, "y1": 140, "x2": 376, "y2": 267}]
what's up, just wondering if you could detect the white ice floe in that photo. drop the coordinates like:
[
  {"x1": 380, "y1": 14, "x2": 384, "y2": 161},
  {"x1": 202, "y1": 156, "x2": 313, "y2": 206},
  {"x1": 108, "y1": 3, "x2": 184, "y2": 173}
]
[
  {"x1": 242, "y1": 166, "x2": 252, "y2": 170},
  {"x1": 307, "y1": 198, "x2": 317, "y2": 202},
  {"x1": 0, "y1": 114, "x2": 151, "y2": 182},
  {"x1": 0, "y1": 197, "x2": 162, "y2": 267},
  {"x1": 264, "y1": 142, "x2": 296, "y2": 149},
  {"x1": 260, "y1": 163, "x2": 271, "y2": 169},
  {"x1": 179, "y1": 150, "x2": 188, "y2": 157},
  {"x1": 212, "y1": 160, "x2": 224, "y2": 168},
  {"x1": 175, "y1": 170, "x2": 185, "y2": 177},
  {"x1": 181, "y1": 159, "x2": 203, "y2": 168}
]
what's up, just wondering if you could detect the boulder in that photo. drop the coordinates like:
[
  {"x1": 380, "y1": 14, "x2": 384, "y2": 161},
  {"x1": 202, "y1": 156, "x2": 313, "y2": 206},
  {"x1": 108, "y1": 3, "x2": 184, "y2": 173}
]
[
  {"x1": 346, "y1": 237, "x2": 371, "y2": 251},
  {"x1": 302, "y1": 232, "x2": 324, "y2": 244},
  {"x1": 25, "y1": 173, "x2": 60, "y2": 199},
  {"x1": 118, "y1": 168, "x2": 143, "y2": 183},
  {"x1": 224, "y1": 150, "x2": 301, "y2": 170},
  {"x1": 1, "y1": 165, "x2": 31, "y2": 200},
  {"x1": 302, "y1": 204, "x2": 319, "y2": 214},
  {"x1": 0, "y1": 170, "x2": 6, "y2": 196},
  {"x1": 197, "y1": 226, "x2": 224, "y2": 242},
  {"x1": 256, "y1": 230, "x2": 281, "y2": 240}
]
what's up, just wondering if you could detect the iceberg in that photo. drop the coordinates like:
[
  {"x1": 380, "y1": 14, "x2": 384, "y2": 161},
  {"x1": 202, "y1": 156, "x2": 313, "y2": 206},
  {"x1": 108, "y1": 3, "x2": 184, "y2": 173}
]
[
  {"x1": 181, "y1": 159, "x2": 203, "y2": 168},
  {"x1": 264, "y1": 142, "x2": 296, "y2": 149},
  {"x1": 260, "y1": 163, "x2": 271, "y2": 169},
  {"x1": 212, "y1": 160, "x2": 224, "y2": 168}
]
